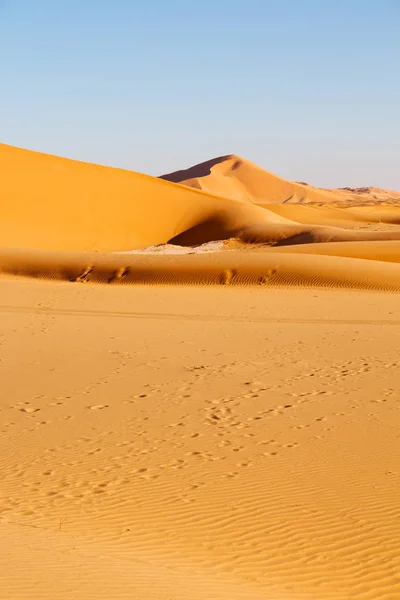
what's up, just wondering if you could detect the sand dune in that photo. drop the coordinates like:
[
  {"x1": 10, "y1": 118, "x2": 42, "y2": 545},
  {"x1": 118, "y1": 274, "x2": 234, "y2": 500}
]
[
  {"x1": 332, "y1": 186, "x2": 400, "y2": 203},
  {"x1": 3, "y1": 143, "x2": 400, "y2": 254},
  {"x1": 0, "y1": 143, "x2": 290, "y2": 251},
  {"x1": 160, "y1": 154, "x2": 341, "y2": 204},
  {"x1": 1, "y1": 142, "x2": 400, "y2": 599},
  {"x1": 265, "y1": 239, "x2": 400, "y2": 263},
  {"x1": 161, "y1": 154, "x2": 400, "y2": 206},
  {"x1": 263, "y1": 203, "x2": 400, "y2": 226},
  {"x1": 2, "y1": 246, "x2": 400, "y2": 292}
]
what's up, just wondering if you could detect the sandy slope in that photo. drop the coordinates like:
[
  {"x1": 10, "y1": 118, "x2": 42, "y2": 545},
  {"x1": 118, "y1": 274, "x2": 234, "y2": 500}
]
[
  {"x1": 0, "y1": 280, "x2": 399, "y2": 599},
  {"x1": 2, "y1": 144, "x2": 400, "y2": 253},
  {"x1": 264, "y1": 204, "x2": 400, "y2": 226},
  {"x1": 265, "y1": 240, "x2": 400, "y2": 263},
  {"x1": 0, "y1": 143, "x2": 291, "y2": 251},
  {"x1": 160, "y1": 154, "x2": 340, "y2": 204},
  {"x1": 2, "y1": 246, "x2": 400, "y2": 291},
  {"x1": 161, "y1": 155, "x2": 400, "y2": 206}
]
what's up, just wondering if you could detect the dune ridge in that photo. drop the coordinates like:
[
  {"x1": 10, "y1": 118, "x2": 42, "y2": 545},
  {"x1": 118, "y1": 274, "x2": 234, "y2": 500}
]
[
  {"x1": 2, "y1": 246, "x2": 400, "y2": 292},
  {"x1": 265, "y1": 239, "x2": 400, "y2": 263},
  {"x1": 2, "y1": 143, "x2": 400, "y2": 260},
  {"x1": 160, "y1": 154, "x2": 341, "y2": 204},
  {"x1": 332, "y1": 185, "x2": 400, "y2": 203},
  {"x1": 263, "y1": 203, "x2": 400, "y2": 226},
  {"x1": 0, "y1": 143, "x2": 288, "y2": 251},
  {"x1": 161, "y1": 154, "x2": 400, "y2": 206}
]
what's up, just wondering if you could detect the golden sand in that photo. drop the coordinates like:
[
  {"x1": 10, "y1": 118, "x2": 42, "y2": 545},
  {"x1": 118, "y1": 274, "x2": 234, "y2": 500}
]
[
  {"x1": 0, "y1": 144, "x2": 399, "y2": 599},
  {"x1": 2, "y1": 143, "x2": 400, "y2": 253},
  {"x1": 1, "y1": 281, "x2": 399, "y2": 599},
  {"x1": 161, "y1": 154, "x2": 400, "y2": 205}
]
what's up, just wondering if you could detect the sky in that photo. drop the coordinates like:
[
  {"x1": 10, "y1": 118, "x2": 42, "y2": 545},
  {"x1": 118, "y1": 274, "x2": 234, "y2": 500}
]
[{"x1": 1, "y1": 0, "x2": 399, "y2": 189}]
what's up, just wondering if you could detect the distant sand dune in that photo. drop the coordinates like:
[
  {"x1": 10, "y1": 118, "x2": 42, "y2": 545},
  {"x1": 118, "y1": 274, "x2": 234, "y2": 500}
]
[
  {"x1": 265, "y1": 240, "x2": 400, "y2": 263},
  {"x1": 160, "y1": 154, "x2": 340, "y2": 204},
  {"x1": 332, "y1": 186, "x2": 400, "y2": 203},
  {"x1": 264, "y1": 203, "x2": 400, "y2": 226},
  {"x1": 161, "y1": 154, "x2": 400, "y2": 205}
]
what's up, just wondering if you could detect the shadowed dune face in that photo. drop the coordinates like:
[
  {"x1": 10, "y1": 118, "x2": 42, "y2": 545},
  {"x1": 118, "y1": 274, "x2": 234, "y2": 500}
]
[
  {"x1": 169, "y1": 216, "x2": 235, "y2": 246},
  {"x1": 159, "y1": 155, "x2": 232, "y2": 183}
]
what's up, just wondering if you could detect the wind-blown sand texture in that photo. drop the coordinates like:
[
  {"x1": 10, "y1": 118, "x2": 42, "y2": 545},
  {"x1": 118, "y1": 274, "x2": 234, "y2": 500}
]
[
  {"x1": 1, "y1": 282, "x2": 399, "y2": 599},
  {"x1": 1, "y1": 143, "x2": 400, "y2": 599}
]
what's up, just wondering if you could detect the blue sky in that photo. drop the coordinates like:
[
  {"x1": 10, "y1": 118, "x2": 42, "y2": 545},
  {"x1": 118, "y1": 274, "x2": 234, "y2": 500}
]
[{"x1": 1, "y1": 0, "x2": 399, "y2": 188}]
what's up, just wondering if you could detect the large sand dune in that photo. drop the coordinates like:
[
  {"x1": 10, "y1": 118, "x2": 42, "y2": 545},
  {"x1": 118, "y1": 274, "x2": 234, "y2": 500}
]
[
  {"x1": 161, "y1": 154, "x2": 400, "y2": 206},
  {"x1": 2, "y1": 143, "x2": 400, "y2": 256},
  {"x1": 160, "y1": 154, "x2": 341, "y2": 204},
  {"x1": 1, "y1": 142, "x2": 400, "y2": 599},
  {"x1": 0, "y1": 143, "x2": 291, "y2": 251}
]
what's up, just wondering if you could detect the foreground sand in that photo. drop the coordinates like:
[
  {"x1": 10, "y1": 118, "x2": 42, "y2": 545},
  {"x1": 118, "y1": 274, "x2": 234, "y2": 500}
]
[{"x1": 1, "y1": 279, "x2": 399, "y2": 599}]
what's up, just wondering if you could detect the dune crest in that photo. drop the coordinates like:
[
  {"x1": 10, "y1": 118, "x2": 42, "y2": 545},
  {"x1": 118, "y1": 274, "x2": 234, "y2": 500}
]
[
  {"x1": 2, "y1": 143, "x2": 400, "y2": 257},
  {"x1": 332, "y1": 186, "x2": 400, "y2": 203},
  {"x1": 0, "y1": 143, "x2": 292, "y2": 251},
  {"x1": 2, "y1": 246, "x2": 400, "y2": 292},
  {"x1": 161, "y1": 154, "x2": 400, "y2": 206},
  {"x1": 161, "y1": 154, "x2": 340, "y2": 204}
]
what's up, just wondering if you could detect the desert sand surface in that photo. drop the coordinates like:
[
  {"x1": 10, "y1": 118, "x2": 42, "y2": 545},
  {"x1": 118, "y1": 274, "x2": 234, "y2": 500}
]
[
  {"x1": 2, "y1": 246, "x2": 400, "y2": 291},
  {"x1": 1, "y1": 143, "x2": 400, "y2": 599},
  {"x1": 1, "y1": 280, "x2": 399, "y2": 600}
]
